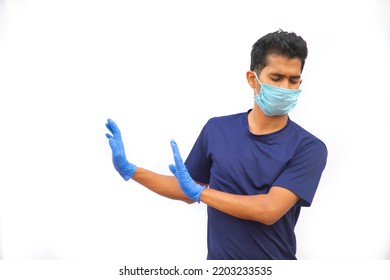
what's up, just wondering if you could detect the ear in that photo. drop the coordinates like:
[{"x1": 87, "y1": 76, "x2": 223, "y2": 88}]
[
  {"x1": 246, "y1": 71, "x2": 257, "y2": 89},
  {"x1": 299, "y1": 79, "x2": 303, "y2": 86}
]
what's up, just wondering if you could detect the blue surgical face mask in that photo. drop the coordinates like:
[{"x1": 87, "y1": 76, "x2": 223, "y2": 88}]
[{"x1": 253, "y1": 72, "x2": 302, "y2": 116}]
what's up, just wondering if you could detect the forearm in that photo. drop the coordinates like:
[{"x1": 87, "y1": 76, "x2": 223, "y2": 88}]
[
  {"x1": 199, "y1": 187, "x2": 298, "y2": 225},
  {"x1": 199, "y1": 188, "x2": 273, "y2": 224},
  {"x1": 132, "y1": 167, "x2": 194, "y2": 204}
]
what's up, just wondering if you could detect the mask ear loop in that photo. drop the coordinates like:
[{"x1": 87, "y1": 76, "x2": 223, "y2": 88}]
[
  {"x1": 253, "y1": 71, "x2": 262, "y2": 85},
  {"x1": 253, "y1": 71, "x2": 262, "y2": 95}
]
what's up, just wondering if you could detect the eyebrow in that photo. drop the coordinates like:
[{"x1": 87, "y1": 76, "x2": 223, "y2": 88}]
[{"x1": 269, "y1": 73, "x2": 301, "y2": 79}]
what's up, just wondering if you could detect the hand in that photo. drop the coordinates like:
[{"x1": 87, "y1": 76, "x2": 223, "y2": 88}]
[
  {"x1": 105, "y1": 118, "x2": 136, "y2": 181},
  {"x1": 169, "y1": 140, "x2": 205, "y2": 203}
]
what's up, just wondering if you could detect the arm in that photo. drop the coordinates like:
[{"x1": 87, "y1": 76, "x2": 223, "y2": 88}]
[
  {"x1": 170, "y1": 140, "x2": 299, "y2": 225},
  {"x1": 105, "y1": 118, "x2": 193, "y2": 204},
  {"x1": 132, "y1": 167, "x2": 194, "y2": 204},
  {"x1": 199, "y1": 186, "x2": 299, "y2": 225}
]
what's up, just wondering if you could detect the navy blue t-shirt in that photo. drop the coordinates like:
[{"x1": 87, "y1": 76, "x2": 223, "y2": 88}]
[{"x1": 185, "y1": 110, "x2": 327, "y2": 260}]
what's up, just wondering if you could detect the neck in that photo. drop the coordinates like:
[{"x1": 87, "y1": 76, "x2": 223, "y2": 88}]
[{"x1": 248, "y1": 106, "x2": 288, "y2": 135}]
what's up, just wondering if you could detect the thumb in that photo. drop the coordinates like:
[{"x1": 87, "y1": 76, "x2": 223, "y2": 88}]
[
  {"x1": 169, "y1": 164, "x2": 177, "y2": 177},
  {"x1": 108, "y1": 138, "x2": 119, "y2": 152}
]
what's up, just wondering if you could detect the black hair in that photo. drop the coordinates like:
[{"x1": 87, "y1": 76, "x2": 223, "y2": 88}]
[{"x1": 250, "y1": 29, "x2": 308, "y2": 73}]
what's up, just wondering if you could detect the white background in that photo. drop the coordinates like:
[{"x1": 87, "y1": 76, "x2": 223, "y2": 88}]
[{"x1": 0, "y1": 0, "x2": 389, "y2": 261}]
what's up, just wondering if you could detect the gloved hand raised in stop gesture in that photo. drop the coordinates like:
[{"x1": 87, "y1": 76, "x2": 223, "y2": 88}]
[
  {"x1": 169, "y1": 140, "x2": 206, "y2": 203},
  {"x1": 105, "y1": 118, "x2": 136, "y2": 181}
]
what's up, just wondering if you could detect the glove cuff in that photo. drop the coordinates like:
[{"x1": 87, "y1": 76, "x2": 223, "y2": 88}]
[
  {"x1": 195, "y1": 185, "x2": 206, "y2": 203},
  {"x1": 119, "y1": 165, "x2": 137, "y2": 181}
]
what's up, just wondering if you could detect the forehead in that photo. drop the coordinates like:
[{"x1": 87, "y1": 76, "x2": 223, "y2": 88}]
[{"x1": 262, "y1": 54, "x2": 302, "y2": 76}]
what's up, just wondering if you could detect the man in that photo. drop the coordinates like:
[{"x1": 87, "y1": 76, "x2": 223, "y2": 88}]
[{"x1": 105, "y1": 30, "x2": 328, "y2": 260}]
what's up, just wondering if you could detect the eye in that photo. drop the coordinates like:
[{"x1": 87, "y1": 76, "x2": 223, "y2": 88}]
[{"x1": 290, "y1": 79, "x2": 300, "y2": 85}]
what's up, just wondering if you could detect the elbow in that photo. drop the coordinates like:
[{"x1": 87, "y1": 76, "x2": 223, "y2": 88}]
[
  {"x1": 260, "y1": 216, "x2": 279, "y2": 226},
  {"x1": 252, "y1": 205, "x2": 281, "y2": 226}
]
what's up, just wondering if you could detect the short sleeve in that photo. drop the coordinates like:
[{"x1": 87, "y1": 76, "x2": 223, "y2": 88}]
[
  {"x1": 184, "y1": 120, "x2": 212, "y2": 184},
  {"x1": 273, "y1": 139, "x2": 328, "y2": 207}
]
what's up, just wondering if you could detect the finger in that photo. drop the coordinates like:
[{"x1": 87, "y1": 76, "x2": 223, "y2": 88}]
[
  {"x1": 168, "y1": 164, "x2": 177, "y2": 177},
  {"x1": 170, "y1": 140, "x2": 184, "y2": 167},
  {"x1": 105, "y1": 133, "x2": 113, "y2": 139},
  {"x1": 108, "y1": 138, "x2": 119, "y2": 152},
  {"x1": 107, "y1": 118, "x2": 121, "y2": 136},
  {"x1": 105, "y1": 123, "x2": 115, "y2": 136}
]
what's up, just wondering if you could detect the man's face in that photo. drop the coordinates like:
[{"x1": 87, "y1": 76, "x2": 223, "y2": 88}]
[{"x1": 256, "y1": 54, "x2": 302, "y2": 91}]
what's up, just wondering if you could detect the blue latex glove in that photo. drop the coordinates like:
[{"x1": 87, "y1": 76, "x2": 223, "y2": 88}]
[
  {"x1": 105, "y1": 118, "x2": 136, "y2": 181},
  {"x1": 169, "y1": 140, "x2": 205, "y2": 203}
]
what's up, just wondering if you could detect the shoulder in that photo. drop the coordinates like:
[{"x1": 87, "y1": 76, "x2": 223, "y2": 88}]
[
  {"x1": 289, "y1": 120, "x2": 328, "y2": 157},
  {"x1": 198, "y1": 112, "x2": 247, "y2": 142},
  {"x1": 205, "y1": 112, "x2": 246, "y2": 128}
]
